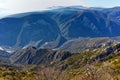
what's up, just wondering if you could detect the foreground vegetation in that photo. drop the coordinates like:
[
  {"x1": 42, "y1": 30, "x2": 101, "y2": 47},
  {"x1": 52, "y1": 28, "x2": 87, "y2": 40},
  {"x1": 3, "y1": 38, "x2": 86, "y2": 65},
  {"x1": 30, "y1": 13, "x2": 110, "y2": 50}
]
[{"x1": 0, "y1": 43, "x2": 120, "y2": 80}]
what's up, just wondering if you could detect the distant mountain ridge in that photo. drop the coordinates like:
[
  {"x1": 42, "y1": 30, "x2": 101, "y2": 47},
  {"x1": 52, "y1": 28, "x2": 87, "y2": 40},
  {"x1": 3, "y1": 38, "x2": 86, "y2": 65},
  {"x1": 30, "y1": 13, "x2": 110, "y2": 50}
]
[{"x1": 1, "y1": 6, "x2": 120, "y2": 50}]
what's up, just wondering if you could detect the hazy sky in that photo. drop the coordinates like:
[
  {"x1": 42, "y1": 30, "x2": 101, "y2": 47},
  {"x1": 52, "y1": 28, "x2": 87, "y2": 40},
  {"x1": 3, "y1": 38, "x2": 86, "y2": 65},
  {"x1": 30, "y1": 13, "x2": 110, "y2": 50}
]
[{"x1": 0, "y1": 0, "x2": 120, "y2": 15}]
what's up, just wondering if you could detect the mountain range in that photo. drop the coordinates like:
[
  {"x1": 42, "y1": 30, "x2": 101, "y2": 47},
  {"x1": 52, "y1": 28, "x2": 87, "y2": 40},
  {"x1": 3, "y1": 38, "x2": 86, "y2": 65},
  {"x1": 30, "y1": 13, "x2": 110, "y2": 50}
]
[
  {"x1": 0, "y1": 6, "x2": 120, "y2": 80},
  {"x1": 1, "y1": 6, "x2": 120, "y2": 50}
]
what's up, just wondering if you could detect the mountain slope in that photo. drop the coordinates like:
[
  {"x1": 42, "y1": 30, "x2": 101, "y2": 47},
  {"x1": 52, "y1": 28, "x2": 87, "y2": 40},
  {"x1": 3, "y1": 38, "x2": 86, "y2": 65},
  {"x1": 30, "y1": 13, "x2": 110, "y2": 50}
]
[
  {"x1": 57, "y1": 43, "x2": 120, "y2": 80},
  {"x1": 60, "y1": 37, "x2": 117, "y2": 53},
  {"x1": 10, "y1": 46, "x2": 72, "y2": 65},
  {"x1": 1, "y1": 7, "x2": 120, "y2": 48},
  {"x1": 4, "y1": 42, "x2": 120, "y2": 80},
  {"x1": 0, "y1": 50, "x2": 10, "y2": 63}
]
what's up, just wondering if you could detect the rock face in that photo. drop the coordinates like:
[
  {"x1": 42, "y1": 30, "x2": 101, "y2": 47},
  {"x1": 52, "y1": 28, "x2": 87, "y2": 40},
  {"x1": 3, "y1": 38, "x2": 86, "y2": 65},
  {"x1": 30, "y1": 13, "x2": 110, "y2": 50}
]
[
  {"x1": 1, "y1": 7, "x2": 120, "y2": 49},
  {"x1": 10, "y1": 46, "x2": 72, "y2": 65},
  {"x1": 93, "y1": 42, "x2": 120, "y2": 61}
]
